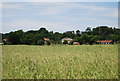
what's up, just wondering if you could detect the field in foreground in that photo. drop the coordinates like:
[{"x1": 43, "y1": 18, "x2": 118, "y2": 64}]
[{"x1": 2, "y1": 45, "x2": 118, "y2": 79}]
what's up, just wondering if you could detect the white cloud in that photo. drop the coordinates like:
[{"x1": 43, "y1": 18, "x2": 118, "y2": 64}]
[
  {"x1": 35, "y1": 3, "x2": 117, "y2": 17},
  {"x1": 1, "y1": 0, "x2": 119, "y2": 2},
  {"x1": 3, "y1": 17, "x2": 117, "y2": 33},
  {"x1": 107, "y1": 9, "x2": 118, "y2": 17},
  {"x1": 38, "y1": 7, "x2": 66, "y2": 15},
  {"x1": 2, "y1": 2, "x2": 29, "y2": 10},
  {"x1": 0, "y1": 2, "x2": 2, "y2": 9},
  {"x1": 54, "y1": 15, "x2": 117, "y2": 23},
  {"x1": 3, "y1": 19, "x2": 69, "y2": 33},
  {"x1": 2, "y1": 2, "x2": 118, "y2": 33},
  {"x1": 2, "y1": 2, "x2": 118, "y2": 18}
]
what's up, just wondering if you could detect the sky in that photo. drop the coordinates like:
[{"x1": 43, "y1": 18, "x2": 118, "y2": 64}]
[
  {"x1": 1, "y1": 0, "x2": 120, "y2": 2},
  {"x1": 1, "y1": 1, "x2": 119, "y2": 33}
]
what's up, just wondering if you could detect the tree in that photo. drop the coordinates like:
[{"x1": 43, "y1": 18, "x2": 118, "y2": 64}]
[
  {"x1": 81, "y1": 34, "x2": 89, "y2": 44},
  {"x1": 63, "y1": 31, "x2": 75, "y2": 38},
  {"x1": 111, "y1": 35, "x2": 119, "y2": 43},
  {"x1": 76, "y1": 30, "x2": 81, "y2": 37},
  {"x1": 7, "y1": 32, "x2": 20, "y2": 44},
  {"x1": 69, "y1": 40, "x2": 74, "y2": 45},
  {"x1": 33, "y1": 34, "x2": 44, "y2": 44},
  {"x1": 86, "y1": 27, "x2": 91, "y2": 32},
  {"x1": 63, "y1": 40, "x2": 68, "y2": 45},
  {"x1": 2, "y1": 26, "x2": 120, "y2": 45},
  {"x1": 16, "y1": 30, "x2": 24, "y2": 44},
  {"x1": 0, "y1": 33, "x2": 2, "y2": 43},
  {"x1": 38, "y1": 27, "x2": 48, "y2": 34},
  {"x1": 47, "y1": 41, "x2": 51, "y2": 45},
  {"x1": 37, "y1": 40, "x2": 45, "y2": 45},
  {"x1": 92, "y1": 26, "x2": 113, "y2": 36},
  {"x1": 114, "y1": 28, "x2": 120, "y2": 35},
  {"x1": 20, "y1": 33, "x2": 35, "y2": 45},
  {"x1": 52, "y1": 32, "x2": 62, "y2": 44},
  {"x1": 6, "y1": 30, "x2": 24, "y2": 44}
]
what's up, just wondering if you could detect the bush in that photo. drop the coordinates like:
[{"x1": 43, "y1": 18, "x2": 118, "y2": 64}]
[
  {"x1": 37, "y1": 40, "x2": 45, "y2": 45},
  {"x1": 47, "y1": 41, "x2": 51, "y2": 45},
  {"x1": 69, "y1": 40, "x2": 74, "y2": 45},
  {"x1": 63, "y1": 40, "x2": 68, "y2": 45}
]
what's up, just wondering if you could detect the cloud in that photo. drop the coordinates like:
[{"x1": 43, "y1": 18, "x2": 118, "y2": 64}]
[
  {"x1": 0, "y1": 2, "x2": 2, "y2": 9},
  {"x1": 2, "y1": 3, "x2": 24, "y2": 9},
  {"x1": 2, "y1": 2, "x2": 118, "y2": 18},
  {"x1": 35, "y1": 3, "x2": 117, "y2": 18},
  {"x1": 2, "y1": 2, "x2": 118, "y2": 33},
  {"x1": 107, "y1": 9, "x2": 118, "y2": 17},
  {"x1": 3, "y1": 16, "x2": 117, "y2": 33},
  {"x1": 37, "y1": 7, "x2": 66, "y2": 15},
  {"x1": 3, "y1": 19, "x2": 68, "y2": 33},
  {"x1": 1, "y1": 0, "x2": 120, "y2": 2},
  {"x1": 54, "y1": 15, "x2": 117, "y2": 23}
]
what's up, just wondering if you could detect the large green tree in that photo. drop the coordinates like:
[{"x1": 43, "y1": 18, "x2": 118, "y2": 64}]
[{"x1": 2, "y1": 26, "x2": 120, "y2": 45}]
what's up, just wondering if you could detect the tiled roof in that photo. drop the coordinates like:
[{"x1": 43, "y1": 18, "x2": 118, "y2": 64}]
[
  {"x1": 43, "y1": 38, "x2": 50, "y2": 41},
  {"x1": 73, "y1": 42, "x2": 80, "y2": 45},
  {"x1": 62, "y1": 38, "x2": 73, "y2": 41}
]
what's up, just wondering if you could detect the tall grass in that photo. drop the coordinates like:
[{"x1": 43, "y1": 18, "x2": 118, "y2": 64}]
[{"x1": 2, "y1": 45, "x2": 118, "y2": 79}]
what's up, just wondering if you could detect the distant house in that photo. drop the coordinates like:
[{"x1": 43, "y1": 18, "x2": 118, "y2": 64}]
[
  {"x1": 2, "y1": 38, "x2": 8, "y2": 45},
  {"x1": 73, "y1": 42, "x2": 80, "y2": 45},
  {"x1": 43, "y1": 38, "x2": 50, "y2": 43},
  {"x1": 3, "y1": 38, "x2": 8, "y2": 42},
  {"x1": 43, "y1": 38, "x2": 50, "y2": 42},
  {"x1": 61, "y1": 38, "x2": 73, "y2": 43},
  {"x1": 96, "y1": 40, "x2": 113, "y2": 44}
]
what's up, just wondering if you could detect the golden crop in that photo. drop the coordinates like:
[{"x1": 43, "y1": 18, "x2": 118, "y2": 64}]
[{"x1": 2, "y1": 45, "x2": 118, "y2": 79}]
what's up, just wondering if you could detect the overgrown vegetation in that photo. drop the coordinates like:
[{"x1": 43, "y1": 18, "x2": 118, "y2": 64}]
[{"x1": 2, "y1": 26, "x2": 120, "y2": 45}]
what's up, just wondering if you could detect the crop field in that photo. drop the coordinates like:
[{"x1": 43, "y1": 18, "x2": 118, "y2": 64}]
[{"x1": 2, "y1": 45, "x2": 118, "y2": 79}]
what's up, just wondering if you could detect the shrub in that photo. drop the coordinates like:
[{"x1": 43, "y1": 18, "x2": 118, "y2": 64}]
[
  {"x1": 63, "y1": 40, "x2": 68, "y2": 45},
  {"x1": 37, "y1": 40, "x2": 45, "y2": 45},
  {"x1": 47, "y1": 41, "x2": 51, "y2": 45},
  {"x1": 69, "y1": 40, "x2": 74, "y2": 45}
]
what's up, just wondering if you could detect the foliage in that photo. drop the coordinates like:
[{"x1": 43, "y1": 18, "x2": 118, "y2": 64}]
[
  {"x1": 37, "y1": 40, "x2": 45, "y2": 45},
  {"x1": 76, "y1": 30, "x2": 81, "y2": 37},
  {"x1": 69, "y1": 40, "x2": 74, "y2": 45},
  {"x1": 2, "y1": 26, "x2": 120, "y2": 45},
  {"x1": 46, "y1": 41, "x2": 51, "y2": 45},
  {"x1": 63, "y1": 40, "x2": 68, "y2": 45}
]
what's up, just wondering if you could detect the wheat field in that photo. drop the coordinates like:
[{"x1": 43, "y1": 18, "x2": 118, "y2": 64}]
[{"x1": 2, "y1": 45, "x2": 118, "y2": 79}]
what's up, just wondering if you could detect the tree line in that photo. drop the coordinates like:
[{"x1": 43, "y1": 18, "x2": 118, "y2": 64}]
[{"x1": 1, "y1": 26, "x2": 120, "y2": 45}]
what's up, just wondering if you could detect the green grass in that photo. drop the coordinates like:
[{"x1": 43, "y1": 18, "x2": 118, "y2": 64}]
[{"x1": 2, "y1": 45, "x2": 118, "y2": 79}]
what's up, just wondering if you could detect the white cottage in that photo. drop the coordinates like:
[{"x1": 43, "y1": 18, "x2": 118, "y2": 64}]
[{"x1": 61, "y1": 38, "x2": 73, "y2": 43}]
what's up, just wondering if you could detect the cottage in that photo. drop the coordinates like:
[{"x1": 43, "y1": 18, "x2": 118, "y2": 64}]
[
  {"x1": 3, "y1": 38, "x2": 8, "y2": 42},
  {"x1": 61, "y1": 38, "x2": 73, "y2": 43},
  {"x1": 43, "y1": 38, "x2": 50, "y2": 43},
  {"x1": 96, "y1": 40, "x2": 113, "y2": 44},
  {"x1": 73, "y1": 42, "x2": 80, "y2": 45}
]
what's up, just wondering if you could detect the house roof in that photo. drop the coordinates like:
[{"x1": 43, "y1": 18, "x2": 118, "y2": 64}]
[
  {"x1": 96, "y1": 40, "x2": 112, "y2": 43},
  {"x1": 73, "y1": 42, "x2": 80, "y2": 45},
  {"x1": 43, "y1": 38, "x2": 50, "y2": 41},
  {"x1": 62, "y1": 38, "x2": 73, "y2": 41},
  {"x1": 3, "y1": 38, "x2": 8, "y2": 41}
]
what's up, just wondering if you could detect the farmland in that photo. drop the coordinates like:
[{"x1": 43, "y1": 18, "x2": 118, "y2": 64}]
[{"x1": 2, "y1": 45, "x2": 118, "y2": 79}]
